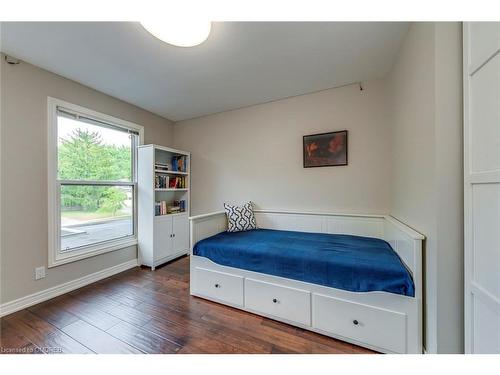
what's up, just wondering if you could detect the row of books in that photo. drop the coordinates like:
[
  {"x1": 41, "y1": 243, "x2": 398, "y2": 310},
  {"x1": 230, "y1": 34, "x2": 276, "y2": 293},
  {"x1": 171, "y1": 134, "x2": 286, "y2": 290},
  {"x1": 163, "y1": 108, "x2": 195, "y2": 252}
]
[
  {"x1": 171, "y1": 155, "x2": 187, "y2": 172},
  {"x1": 170, "y1": 176, "x2": 187, "y2": 189},
  {"x1": 155, "y1": 200, "x2": 186, "y2": 216},
  {"x1": 155, "y1": 175, "x2": 169, "y2": 189},
  {"x1": 155, "y1": 175, "x2": 187, "y2": 189}
]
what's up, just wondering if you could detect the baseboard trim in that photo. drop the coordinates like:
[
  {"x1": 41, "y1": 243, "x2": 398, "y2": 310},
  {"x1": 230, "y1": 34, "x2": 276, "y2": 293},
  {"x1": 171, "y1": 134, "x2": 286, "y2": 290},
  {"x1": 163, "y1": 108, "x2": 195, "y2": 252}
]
[{"x1": 0, "y1": 258, "x2": 139, "y2": 317}]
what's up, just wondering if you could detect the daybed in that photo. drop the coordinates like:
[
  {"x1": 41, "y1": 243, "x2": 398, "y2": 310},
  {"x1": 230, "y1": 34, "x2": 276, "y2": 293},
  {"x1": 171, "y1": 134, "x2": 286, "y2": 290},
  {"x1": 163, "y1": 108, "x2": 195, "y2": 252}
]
[{"x1": 189, "y1": 209, "x2": 424, "y2": 354}]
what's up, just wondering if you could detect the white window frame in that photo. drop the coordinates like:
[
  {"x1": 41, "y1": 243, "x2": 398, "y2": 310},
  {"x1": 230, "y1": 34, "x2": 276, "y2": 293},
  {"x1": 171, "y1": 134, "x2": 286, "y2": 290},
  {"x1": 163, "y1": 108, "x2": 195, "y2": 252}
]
[{"x1": 47, "y1": 97, "x2": 144, "y2": 267}]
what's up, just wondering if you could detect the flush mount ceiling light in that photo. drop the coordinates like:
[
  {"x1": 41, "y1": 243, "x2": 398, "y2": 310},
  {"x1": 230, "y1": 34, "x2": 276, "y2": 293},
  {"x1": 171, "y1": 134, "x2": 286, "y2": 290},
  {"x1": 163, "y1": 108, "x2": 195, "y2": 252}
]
[{"x1": 140, "y1": 20, "x2": 211, "y2": 47}]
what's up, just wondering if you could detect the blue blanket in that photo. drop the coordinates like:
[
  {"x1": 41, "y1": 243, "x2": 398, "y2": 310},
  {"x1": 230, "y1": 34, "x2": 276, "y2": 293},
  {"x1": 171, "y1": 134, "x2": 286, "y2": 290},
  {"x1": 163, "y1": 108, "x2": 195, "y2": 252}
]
[{"x1": 193, "y1": 229, "x2": 414, "y2": 297}]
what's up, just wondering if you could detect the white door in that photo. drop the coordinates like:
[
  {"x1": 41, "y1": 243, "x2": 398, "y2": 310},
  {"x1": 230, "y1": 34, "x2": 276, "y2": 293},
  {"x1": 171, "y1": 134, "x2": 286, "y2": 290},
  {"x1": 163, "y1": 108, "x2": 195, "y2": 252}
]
[
  {"x1": 172, "y1": 215, "x2": 189, "y2": 254},
  {"x1": 464, "y1": 22, "x2": 500, "y2": 354},
  {"x1": 154, "y1": 216, "x2": 173, "y2": 261}
]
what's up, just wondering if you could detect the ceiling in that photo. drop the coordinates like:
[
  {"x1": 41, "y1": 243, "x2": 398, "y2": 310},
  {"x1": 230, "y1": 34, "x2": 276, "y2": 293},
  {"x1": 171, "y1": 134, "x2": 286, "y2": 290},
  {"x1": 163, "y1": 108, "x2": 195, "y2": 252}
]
[{"x1": 1, "y1": 22, "x2": 409, "y2": 122}]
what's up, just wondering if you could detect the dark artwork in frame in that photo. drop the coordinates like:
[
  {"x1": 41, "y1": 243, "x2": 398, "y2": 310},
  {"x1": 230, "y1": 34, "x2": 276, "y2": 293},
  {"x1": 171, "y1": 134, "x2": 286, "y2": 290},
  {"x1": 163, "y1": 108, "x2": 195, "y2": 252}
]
[{"x1": 303, "y1": 130, "x2": 348, "y2": 168}]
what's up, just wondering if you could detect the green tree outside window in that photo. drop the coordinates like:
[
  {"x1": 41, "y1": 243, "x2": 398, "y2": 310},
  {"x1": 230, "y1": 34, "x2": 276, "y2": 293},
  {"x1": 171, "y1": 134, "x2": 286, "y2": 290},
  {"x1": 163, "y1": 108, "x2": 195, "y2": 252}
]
[{"x1": 59, "y1": 129, "x2": 131, "y2": 215}]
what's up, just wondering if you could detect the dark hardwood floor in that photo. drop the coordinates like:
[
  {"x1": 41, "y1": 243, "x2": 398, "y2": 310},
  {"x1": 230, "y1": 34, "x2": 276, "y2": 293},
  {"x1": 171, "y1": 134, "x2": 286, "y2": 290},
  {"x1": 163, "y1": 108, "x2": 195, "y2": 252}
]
[{"x1": 0, "y1": 256, "x2": 375, "y2": 354}]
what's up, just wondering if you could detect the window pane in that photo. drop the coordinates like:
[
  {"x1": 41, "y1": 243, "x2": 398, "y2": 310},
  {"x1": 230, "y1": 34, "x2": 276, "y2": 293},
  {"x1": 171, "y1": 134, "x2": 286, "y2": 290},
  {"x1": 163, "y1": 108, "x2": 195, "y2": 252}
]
[
  {"x1": 60, "y1": 185, "x2": 133, "y2": 252},
  {"x1": 57, "y1": 115, "x2": 133, "y2": 181}
]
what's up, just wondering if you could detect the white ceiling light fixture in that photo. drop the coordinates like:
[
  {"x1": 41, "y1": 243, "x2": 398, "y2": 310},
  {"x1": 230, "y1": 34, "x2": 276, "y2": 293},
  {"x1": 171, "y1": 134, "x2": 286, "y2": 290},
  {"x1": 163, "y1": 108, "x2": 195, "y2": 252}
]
[{"x1": 140, "y1": 20, "x2": 211, "y2": 47}]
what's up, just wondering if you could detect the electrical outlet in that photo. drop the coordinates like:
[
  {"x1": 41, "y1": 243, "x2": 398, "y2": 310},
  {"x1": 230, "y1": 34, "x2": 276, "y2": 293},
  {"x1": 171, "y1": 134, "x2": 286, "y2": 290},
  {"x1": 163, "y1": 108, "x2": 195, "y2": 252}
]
[{"x1": 34, "y1": 266, "x2": 46, "y2": 280}]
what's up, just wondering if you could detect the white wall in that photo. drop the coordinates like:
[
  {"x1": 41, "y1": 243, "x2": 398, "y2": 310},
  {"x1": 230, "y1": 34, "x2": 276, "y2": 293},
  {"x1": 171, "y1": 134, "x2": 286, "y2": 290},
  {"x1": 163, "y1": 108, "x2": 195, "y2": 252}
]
[
  {"x1": 434, "y1": 22, "x2": 463, "y2": 355},
  {"x1": 387, "y1": 22, "x2": 439, "y2": 353},
  {"x1": 174, "y1": 80, "x2": 392, "y2": 215},
  {"x1": 388, "y1": 22, "x2": 463, "y2": 353},
  {"x1": 0, "y1": 55, "x2": 174, "y2": 303}
]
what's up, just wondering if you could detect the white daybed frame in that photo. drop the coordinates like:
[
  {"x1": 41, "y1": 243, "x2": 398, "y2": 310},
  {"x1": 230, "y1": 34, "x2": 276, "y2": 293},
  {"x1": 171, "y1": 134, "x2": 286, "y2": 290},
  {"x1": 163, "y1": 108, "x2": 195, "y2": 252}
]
[{"x1": 189, "y1": 210, "x2": 424, "y2": 354}]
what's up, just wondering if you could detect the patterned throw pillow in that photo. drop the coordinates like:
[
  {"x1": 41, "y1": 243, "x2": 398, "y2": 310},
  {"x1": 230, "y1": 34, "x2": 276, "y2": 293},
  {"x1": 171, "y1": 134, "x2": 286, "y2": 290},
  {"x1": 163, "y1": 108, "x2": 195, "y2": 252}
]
[{"x1": 224, "y1": 201, "x2": 258, "y2": 232}]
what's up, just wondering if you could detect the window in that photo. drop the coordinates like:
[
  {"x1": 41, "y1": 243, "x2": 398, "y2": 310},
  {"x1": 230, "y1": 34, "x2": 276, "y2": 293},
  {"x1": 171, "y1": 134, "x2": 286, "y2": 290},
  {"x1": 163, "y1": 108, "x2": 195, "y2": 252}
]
[{"x1": 48, "y1": 98, "x2": 143, "y2": 267}]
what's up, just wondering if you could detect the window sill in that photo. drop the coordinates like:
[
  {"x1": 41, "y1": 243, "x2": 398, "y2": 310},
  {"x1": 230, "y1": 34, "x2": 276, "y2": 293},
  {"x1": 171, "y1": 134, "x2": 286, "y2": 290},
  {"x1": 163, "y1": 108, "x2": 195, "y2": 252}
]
[{"x1": 48, "y1": 237, "x2": 138, "y2": 268}]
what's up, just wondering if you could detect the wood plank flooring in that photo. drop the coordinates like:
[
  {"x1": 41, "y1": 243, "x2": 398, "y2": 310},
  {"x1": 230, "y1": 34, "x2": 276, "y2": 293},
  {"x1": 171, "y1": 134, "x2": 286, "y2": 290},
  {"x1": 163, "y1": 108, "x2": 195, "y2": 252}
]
[{"x1": 0, "y1": 256, "x2": 375, "y2": 354}]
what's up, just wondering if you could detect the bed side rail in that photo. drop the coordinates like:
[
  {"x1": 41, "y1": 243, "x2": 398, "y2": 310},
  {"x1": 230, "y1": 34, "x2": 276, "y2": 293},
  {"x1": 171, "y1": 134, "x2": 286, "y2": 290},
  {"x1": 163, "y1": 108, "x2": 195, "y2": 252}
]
[{"x1": 383, "y1": 216, "x2": 424, "y2": 300}]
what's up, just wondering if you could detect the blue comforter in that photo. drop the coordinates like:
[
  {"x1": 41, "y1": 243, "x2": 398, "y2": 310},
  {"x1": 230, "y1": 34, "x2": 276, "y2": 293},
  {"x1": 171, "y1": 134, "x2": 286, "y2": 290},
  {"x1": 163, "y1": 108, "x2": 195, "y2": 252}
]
[{"x1": 193, "y1": 229, "x2": 414, "y2": 297}]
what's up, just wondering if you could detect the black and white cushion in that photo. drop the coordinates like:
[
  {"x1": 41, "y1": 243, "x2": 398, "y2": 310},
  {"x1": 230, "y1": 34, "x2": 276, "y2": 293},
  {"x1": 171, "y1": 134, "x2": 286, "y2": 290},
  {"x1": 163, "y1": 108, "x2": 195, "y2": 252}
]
[{"x1": 224, "y1": 201, "x2": 257, "y2": 233}]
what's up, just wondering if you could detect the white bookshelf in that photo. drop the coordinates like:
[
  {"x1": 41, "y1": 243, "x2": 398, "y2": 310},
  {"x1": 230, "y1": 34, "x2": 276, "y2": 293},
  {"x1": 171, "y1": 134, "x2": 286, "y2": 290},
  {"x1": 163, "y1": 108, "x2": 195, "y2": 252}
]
[{"x1": 138, "y1": 144, "x2": 190, "y2": 270}]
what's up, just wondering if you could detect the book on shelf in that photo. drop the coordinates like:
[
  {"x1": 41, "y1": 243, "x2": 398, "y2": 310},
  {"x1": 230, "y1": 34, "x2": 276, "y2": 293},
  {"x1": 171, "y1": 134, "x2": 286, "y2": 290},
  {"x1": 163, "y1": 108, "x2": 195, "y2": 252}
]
[
  {"x1": 168, "y1": 176, "x2": 187, "y2": 189},
  {"x1": 155, "y1": 200, "x2": 186, "y2": 216},
  {"x1": 171, "y1": 155, "x2": 187, "y2": 172},
  {"x1": 172, "y1": 200, "x2": 186, "y2": 213},
  {"x1": 155, "y1": 175, "x2": 170, "y2": 189},
  {"x1": 179, "y1": 200, "x2": 186, "y2": 211}
]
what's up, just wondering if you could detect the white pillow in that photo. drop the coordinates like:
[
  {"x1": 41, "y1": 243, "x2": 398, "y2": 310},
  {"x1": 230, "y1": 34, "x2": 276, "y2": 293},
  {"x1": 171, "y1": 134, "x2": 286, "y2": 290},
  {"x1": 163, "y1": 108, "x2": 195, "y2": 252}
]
[{"x1": 224, "y1": 201, "x2": 257, "y2": 232}]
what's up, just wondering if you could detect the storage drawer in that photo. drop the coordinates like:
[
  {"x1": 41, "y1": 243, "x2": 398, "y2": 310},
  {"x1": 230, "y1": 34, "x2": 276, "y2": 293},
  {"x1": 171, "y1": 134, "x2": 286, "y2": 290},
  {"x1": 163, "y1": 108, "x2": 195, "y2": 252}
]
[
  {"x1": 312, "y1": 293, "x2": 407, "y2": 353},
  {"x1": 192, "y1": 267, "x2": 244, "y2": 306},
  {"x1": 245, "y1": 278, "x2": 311, "y2": 326}
]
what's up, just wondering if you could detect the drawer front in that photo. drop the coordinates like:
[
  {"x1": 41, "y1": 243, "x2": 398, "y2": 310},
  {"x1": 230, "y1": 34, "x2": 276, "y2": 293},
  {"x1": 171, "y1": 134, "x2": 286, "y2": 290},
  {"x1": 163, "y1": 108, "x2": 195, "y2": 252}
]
[
  {"x1": 312, "y1": 293, "x2": 407, "y2": 353},
  {"x1": 192, "y1": 267, "x2": 244, "y2": 306},
  {"x1": 245, "y1": 279, "x2": 311, "y2": 326}
]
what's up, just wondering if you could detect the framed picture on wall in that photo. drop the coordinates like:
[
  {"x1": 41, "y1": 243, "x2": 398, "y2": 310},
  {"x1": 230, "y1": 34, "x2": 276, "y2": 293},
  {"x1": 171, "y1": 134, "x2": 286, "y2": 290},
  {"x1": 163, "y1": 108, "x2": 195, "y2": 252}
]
[{"x1": 303, "y1": 130, "x2": 348, "y2": 168}]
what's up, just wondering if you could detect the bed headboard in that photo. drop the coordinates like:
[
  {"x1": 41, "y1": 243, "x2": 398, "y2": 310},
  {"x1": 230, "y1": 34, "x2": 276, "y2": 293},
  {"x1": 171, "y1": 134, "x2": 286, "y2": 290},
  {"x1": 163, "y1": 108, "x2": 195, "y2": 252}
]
[{"x1": 189, "y1": 209, "x2": 424, "y2": 298}]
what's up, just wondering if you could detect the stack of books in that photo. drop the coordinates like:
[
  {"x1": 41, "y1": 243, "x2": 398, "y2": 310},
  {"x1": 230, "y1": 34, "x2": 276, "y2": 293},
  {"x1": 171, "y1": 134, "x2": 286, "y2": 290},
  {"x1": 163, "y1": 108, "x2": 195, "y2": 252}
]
[
  {"x1": 155, "y1": 162, "x2": 169, "y2": 172},
  {"x1": 173, "y1": 200, "x2": 186, "y2": 212},
  {"x1": 155, "y1": 200, "x2": 187, "y2": 216}
]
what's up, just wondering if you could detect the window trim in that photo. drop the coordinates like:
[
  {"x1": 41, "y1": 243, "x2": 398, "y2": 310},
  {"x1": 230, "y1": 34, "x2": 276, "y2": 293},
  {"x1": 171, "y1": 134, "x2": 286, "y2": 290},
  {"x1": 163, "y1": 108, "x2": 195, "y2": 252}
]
[{"x1": 47, "y1": 97, "x2": 144, "y2": 268}]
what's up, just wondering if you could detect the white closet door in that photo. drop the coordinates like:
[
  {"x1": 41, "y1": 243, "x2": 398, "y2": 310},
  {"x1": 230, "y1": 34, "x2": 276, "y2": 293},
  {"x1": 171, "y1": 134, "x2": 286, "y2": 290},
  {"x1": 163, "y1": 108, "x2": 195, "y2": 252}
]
[{"x1": 464, "y1": 22, "x2": 500, "y2": 354}]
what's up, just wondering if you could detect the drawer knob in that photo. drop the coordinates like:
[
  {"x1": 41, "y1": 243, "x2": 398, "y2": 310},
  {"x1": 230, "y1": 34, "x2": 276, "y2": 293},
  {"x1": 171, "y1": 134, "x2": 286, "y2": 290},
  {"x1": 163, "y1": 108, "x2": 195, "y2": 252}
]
[
  {"x1": 353, "y1": 319, "x2": 359, "y2": 326},
  {"x1": 272, "y1": 298, "x2": 278, "y2": 303},
  {"x1": 214, "y1": 283, "x2": 220, "y2": 288}
]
